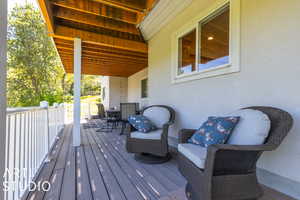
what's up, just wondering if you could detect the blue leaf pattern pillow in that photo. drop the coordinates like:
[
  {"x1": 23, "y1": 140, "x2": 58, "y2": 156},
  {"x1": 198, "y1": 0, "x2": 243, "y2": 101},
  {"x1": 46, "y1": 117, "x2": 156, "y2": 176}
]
[
  {"x1": 128, "y1": 115, "x2": 157, "y2": 133},
  {"x1": 188, "y1": 116, "x2": 240, "y2": 147}
]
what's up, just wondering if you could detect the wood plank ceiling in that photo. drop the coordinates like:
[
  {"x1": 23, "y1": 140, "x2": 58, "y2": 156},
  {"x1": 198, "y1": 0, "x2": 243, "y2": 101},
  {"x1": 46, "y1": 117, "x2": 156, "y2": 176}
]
[{"x1": 38, "y1": 0, "x2": 158, "y2": 77}]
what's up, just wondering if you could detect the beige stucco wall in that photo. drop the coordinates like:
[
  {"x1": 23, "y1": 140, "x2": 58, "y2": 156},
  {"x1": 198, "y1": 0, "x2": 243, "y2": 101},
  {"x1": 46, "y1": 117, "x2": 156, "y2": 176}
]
[
  {"x1": 109, "y1": 76, "x2": 128, "y2": 109},
  {"x1": 143, "y1": 0, "x2": 300, "y2": 185},
  {"x1": 100, "y1": 76, "x2": 128, "y2": 109}
]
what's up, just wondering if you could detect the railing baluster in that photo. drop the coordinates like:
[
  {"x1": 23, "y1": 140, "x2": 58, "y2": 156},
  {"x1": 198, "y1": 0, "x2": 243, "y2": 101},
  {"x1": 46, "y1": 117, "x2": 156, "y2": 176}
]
[
  {"x1": 31, "y1": 111, "x2": 34, "y2": 179},
  {"x1": 5, "y1": 115, "x2": 10, "y2": 200},
  {"x1": 12, "y1": 114, "x2": 18, "y2": 200},
  {"x1": 17, "y1": 113, "x2": 22, "y2": 199},
  {"x1": 28, "y1": 112, "x2": 32, "y2": 185},
  {"x1": 23, "y1": 112, "x2": 28, "y2": 196},
  {"x1": 34, "y1": 111, "x2": 37, "y2": 175}
]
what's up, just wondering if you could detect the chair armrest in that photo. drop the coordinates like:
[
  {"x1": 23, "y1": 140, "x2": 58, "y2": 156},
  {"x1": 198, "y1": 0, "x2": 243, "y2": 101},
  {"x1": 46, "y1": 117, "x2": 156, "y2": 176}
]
[
  {"x1": 125, "y1": 123, "x2": 133, "y2": 138},
  {"x1": 204, "y1": 143, "x2": 275, "y2": 175},
  {"x1": 178, "y1": 129, "x2": 197, "y2": 143},
  {"x1": 162, "y1": 122, "x2": 173, "y2": 130}
]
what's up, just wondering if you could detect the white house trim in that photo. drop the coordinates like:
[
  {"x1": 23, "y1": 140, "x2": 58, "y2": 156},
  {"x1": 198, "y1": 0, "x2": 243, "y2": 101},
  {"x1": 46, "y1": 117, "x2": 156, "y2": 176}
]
[
  {"x1": 139, "y1": 0, "x2": 193, "y2": 41},
  {"x1": 0, "y1": 0, "x2": 7, "y2": 198},
  {"x1": 73, "y1": 38, "x2": 82, "y2": 147},
  {"x1": 171, "y1": 0, "x2": 241, "y2": 84}
]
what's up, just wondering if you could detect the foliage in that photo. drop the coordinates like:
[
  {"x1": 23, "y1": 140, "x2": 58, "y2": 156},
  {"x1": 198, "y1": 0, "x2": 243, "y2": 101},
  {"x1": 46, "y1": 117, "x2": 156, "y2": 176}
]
[
  {"x1": 62, "y1": 74, "x2": 101, "y2": 103},
  {"x1": 7, "y1": 4, "x2": 102, "y2": 107},
  {"x1": 7, "y1": 4, "x2": 64, "y2": 107}
]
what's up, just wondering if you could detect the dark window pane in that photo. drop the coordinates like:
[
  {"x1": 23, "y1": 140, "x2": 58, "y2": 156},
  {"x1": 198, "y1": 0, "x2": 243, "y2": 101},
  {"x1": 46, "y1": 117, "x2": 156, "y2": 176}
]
[
  {"x1": 178, "y1": 29, "x2": 196, "y2": 75},
  {"x1": 199, "y1": 6, "x2": 229, "y2": 70},
  {"x1": 141, "y1": 78, "x2": 148, "y2": 98}
]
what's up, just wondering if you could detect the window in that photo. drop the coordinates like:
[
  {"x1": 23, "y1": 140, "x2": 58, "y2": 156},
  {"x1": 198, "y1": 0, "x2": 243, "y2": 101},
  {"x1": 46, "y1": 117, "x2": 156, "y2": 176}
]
[
  {"x1": 172, "y1": 0, "x2": 240, "y2": 83},
  {"x1": 178, "y1": 29, "x2": 196, "y2": 75},
  {"x1": 141, "y1": 78, "x2": 148, "y2": 98},
  {"x1": 198, "y1": 6, "x2": 229, "y2": 70},
  {"x1": 102, "y1": 87, "x2": 106, "y2": 100}
]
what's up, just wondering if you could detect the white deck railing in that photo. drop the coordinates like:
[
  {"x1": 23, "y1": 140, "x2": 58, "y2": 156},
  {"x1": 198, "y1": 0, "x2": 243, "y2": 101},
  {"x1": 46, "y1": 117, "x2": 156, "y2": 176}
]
[
  {"x1": 64, "y1": 102, "x2": 99, "y2": 123},
  {"x1": 4, "y1": 103, "x2": 65, "y2": 200}
]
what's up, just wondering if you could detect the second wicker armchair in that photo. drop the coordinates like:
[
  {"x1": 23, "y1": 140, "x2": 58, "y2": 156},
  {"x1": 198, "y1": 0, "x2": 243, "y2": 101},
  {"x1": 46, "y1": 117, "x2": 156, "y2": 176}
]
[{"x1": 126, "y1": 105, "x2": 175, "y2": 164}]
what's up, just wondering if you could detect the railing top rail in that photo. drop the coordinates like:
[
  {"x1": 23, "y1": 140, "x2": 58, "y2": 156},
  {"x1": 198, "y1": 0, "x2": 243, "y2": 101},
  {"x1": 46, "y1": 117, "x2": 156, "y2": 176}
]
[
  {"x1": 7, "y1": 106, "x2": 47, "y2": 114},
  {"x1": 7, "y1": 104, "x2": 64, "y2": 115}
]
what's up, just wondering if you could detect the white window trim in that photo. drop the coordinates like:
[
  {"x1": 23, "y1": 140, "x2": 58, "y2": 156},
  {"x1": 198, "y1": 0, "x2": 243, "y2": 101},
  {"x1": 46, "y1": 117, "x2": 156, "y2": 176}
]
[{"x1": 171, "y1": 0, "x2": 240, "y2": 84}]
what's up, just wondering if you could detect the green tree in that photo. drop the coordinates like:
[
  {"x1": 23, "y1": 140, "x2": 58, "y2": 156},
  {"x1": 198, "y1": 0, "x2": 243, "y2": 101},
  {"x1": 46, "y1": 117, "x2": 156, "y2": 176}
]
[
  {"x1": 7, "y1": 4, "x2": 64, "y2": 107},
  {"x1": 62, "y1": 74, "x2": 101, "y2": 100}
]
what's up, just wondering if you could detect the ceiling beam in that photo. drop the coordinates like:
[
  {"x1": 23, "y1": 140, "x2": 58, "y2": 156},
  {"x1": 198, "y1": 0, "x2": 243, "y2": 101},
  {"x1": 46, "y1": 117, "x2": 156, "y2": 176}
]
[
  {"x1": 91, "y1": 0, "x2": 145, "y2": 13},
  {"x1": 57, "y1": 45, "x2": 148, "y2": 63},
  {"x1": 53, "y1": 25, "x2": 148, "y2": 53},
  {"x1": 55, "y1": 41, "x2": 147, "y2": 60},
  {"x1": 56, "y1": 45, "x2": 147, "y2": 61},
  {"x1": 37, "y1": 0, "x2": 55, "y2": 34},
  {"x1": 60, "y1": 56, "x2": 146, "y2": 67},
  {"x1": 57, "y1": 50, "x2": 147, "y2": 65},
  {"x1": 62, "y1": 65, "x2": 141, "y2": 76},
  {"x1": 53, "y1": 38, "x2": 148, "y2": 58},
  {"x1": 60, "y1": 55, "x2": 146, "y2": 68},
  {"x1": 51, "y1": 0, "x2": 138, "y2": 24},
  {"x1": 54, "y1": 7, "x2": 140, "y2": 35},
  {"x1": 61, "y1": 59, "x2": 146, "y2": 77},
  {"x1": 61, "y1": 55, "x2": 147, "y2": 67},
  {"x1": 63, "y1": 67, "x2": 141, "y2": 77}
]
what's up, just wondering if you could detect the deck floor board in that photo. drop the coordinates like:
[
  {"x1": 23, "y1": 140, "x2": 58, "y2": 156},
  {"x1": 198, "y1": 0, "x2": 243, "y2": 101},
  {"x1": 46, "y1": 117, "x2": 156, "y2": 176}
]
[{"x1": 23, "y1": 121, "x2": 296, "y2": 200}]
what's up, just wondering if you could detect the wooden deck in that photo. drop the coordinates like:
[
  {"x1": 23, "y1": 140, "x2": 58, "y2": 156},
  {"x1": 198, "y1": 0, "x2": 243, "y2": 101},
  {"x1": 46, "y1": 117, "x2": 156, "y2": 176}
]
[{"x1": 23, "y1": 120, "x2": 296, "y2": 200}]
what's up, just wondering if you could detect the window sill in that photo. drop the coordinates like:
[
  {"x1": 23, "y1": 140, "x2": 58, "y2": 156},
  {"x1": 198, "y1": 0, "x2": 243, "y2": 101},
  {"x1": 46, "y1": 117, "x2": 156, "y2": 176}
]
[{"x1": 172, "y1": 63, "x2": 239, "y2": 84}]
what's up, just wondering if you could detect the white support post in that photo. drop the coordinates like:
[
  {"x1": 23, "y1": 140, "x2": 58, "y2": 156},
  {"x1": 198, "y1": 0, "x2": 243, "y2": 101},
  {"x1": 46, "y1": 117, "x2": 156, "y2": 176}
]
[
  {"x1": 73, "y1": 38, "x2": 82, "y2": 147},
  {"x1": 0, "y1": 0, "x2": 7, "y2": 199}
]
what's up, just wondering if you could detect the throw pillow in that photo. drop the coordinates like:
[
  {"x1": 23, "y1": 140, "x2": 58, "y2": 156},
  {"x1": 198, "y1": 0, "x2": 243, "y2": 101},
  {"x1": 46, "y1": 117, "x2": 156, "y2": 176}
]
[
  {"x1": 128, "y1": 115, "x2": 157, "y2": 133},
  {"x1": 188, "y1": 116, "x2": 240, "y2": 147}
]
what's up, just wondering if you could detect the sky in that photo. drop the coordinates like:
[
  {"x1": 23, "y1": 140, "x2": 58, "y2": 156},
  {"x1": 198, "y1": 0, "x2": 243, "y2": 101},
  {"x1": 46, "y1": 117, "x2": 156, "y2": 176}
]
[{"x1": 8, "y1": 0, "x2": 37, "y2": 11}]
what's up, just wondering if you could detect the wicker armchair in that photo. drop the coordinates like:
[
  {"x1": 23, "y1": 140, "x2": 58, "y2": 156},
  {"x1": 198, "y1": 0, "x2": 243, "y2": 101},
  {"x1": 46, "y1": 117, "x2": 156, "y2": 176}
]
[
  {"x1": 178, "y1": 106, "x2": 293, "y2": 200},
  {"x1": 126, "y1": 105, "x2": 175, "y2": 163}
]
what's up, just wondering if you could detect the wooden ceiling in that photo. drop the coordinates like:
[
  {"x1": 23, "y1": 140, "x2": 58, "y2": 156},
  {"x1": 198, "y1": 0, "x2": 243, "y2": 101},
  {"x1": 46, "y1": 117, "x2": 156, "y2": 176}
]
[{"x1": 38, "y1": 0, "x2": 158, "y2": 77}]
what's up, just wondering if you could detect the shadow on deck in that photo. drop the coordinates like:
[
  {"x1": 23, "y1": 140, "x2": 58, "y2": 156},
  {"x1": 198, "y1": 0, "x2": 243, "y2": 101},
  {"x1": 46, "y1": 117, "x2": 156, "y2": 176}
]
[{"x1": 22, "y1": 120, "x2": 296, "y2": 200}]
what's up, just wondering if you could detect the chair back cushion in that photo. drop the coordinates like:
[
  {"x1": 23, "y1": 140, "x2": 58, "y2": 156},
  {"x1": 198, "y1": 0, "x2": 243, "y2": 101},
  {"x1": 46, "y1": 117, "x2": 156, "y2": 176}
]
[
  {"x1": 143, "y1": 106, "x2": 171, "y2": 128},
  {"x1": 227, "y1": 109, "x2": 271, "y2": 145},
  {"x1": 128, "y1": 115, "x2": 157, "y2": 133},
  {"x1": 188, "y1": 116, "x2": 240, "y2": 147}
]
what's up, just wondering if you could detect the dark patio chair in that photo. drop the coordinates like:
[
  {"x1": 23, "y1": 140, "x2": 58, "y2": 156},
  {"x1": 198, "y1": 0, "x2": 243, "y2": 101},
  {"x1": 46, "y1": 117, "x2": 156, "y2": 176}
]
[
  {"x1": 126, "y1": 105, "x2": 175, "y2": 164},
  {"x1": 177, "y1": 106, "x2": 293, "y2": 200},
  {"x1": 120, "y1": 103, "x2": 139, "y2": 135}
]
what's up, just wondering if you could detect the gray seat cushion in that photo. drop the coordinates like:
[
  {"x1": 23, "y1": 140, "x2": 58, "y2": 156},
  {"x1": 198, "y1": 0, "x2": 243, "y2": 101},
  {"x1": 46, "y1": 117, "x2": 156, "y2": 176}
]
[
  {"x1": 178, "y1": 143, "x2": 207, "y2": 169},
  {"x1": 130, "y1": 129, "x2": 163, "y2": 140}
]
